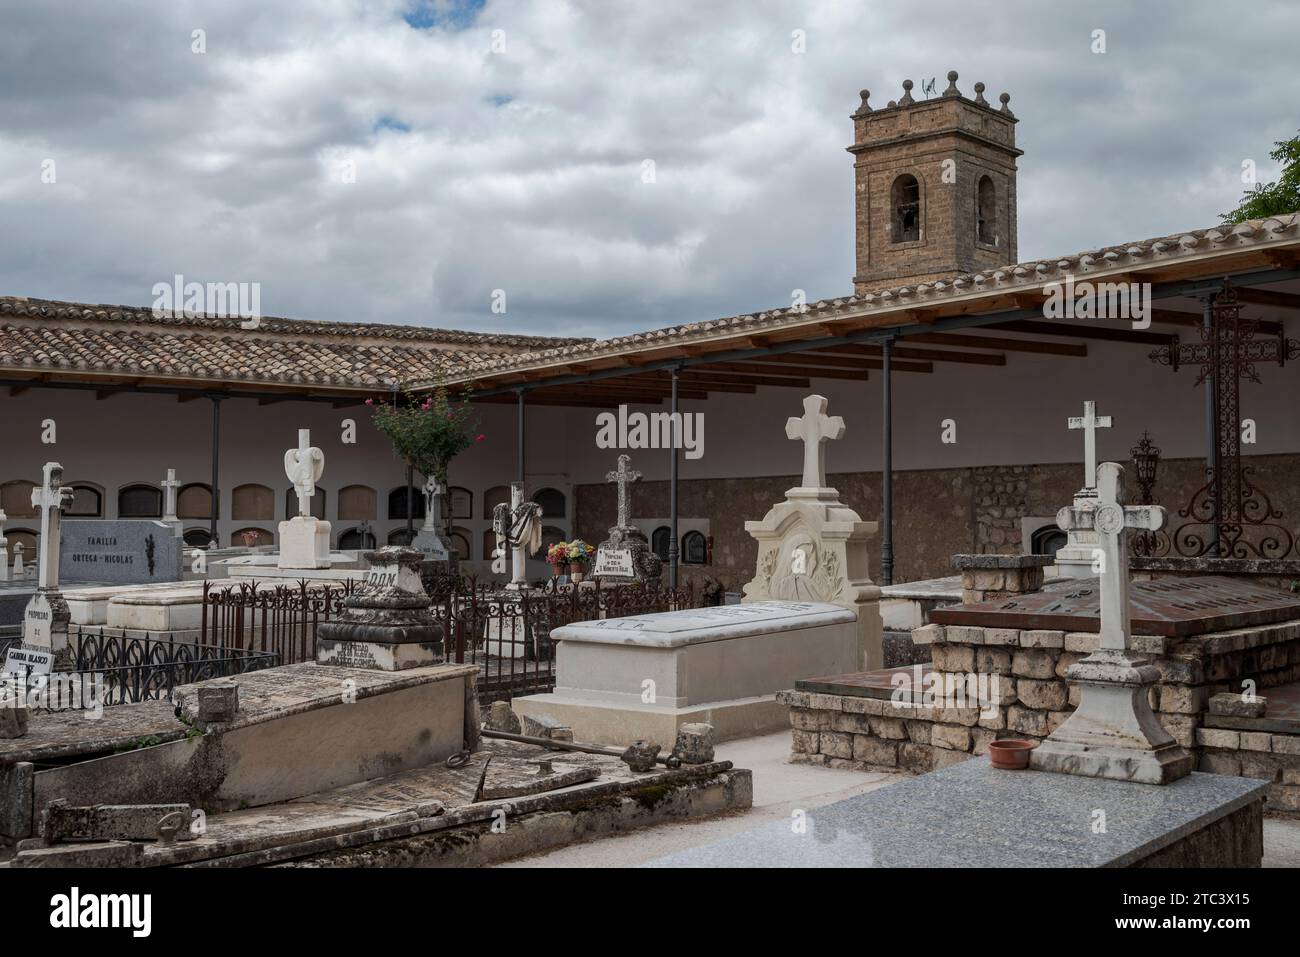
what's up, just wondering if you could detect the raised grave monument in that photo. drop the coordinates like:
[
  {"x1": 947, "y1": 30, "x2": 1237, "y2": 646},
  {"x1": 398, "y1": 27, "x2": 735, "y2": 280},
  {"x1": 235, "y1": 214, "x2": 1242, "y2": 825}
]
[
  {"x1": 279, "y1": 429, "x2": 330, "y2": 570},
  {"x1": 514, "y1": 600, "x2": 863, "y2": 743},
  {"x1": 316, "y1": 546, "x2": 444, "y2": 670},
  {"x1": 594, "y1": 454, "x2": 662, "y2": 582},
  {"x1": 743, "y1": 394, "x2": 884, "y2": 670}
]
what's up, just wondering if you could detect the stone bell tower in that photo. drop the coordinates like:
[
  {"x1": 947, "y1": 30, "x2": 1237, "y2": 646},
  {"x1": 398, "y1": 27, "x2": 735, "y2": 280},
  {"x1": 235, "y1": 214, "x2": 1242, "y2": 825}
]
[{"x1": 848, "y1": 71, "x2": 1021, "y2": 294}]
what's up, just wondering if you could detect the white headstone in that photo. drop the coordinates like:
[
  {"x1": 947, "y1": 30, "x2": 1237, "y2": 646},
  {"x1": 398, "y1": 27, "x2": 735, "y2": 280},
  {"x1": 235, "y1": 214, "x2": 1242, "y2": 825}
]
[
  {"x1": 745, "y1": 395, "x2": 882, "y2": 669},
  {"x1": 422, "y1": 476, "x2": 443, "y2": 533},
  {"x1": 0, "y1": 507, "x2": 8, "y2": 583},
  {"x1": 161, "y1": 468, "x2": 182, "y2": 524},
  {"x1": 786, "y1": 394, "x2": 845, "y2": 492},
  {"x1": 1067, "y1": 400, "x2": 1113, "y2": 493},
  {"x1": 278, "y1": 430, "x2": 331, "y2": 569},
  {"x1": 1031, "y1": 462, "x2": 1191, "y2": 784},
  {"x1": 24, "y1": 463, "x2": 74, "y2": 653}
]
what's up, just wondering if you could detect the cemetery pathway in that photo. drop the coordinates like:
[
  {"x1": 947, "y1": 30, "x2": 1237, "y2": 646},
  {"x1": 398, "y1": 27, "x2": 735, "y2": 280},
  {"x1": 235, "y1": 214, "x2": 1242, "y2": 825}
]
[{"x1": 499, "y1": 731, "x2": 1300, "y2": 868}]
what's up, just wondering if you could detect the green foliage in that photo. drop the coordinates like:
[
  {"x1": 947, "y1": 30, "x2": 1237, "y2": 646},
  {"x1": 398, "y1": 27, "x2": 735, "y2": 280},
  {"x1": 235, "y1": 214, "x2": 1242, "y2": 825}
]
[
  {"x1": 368, "y1": 386, "x2": 482, "y2": 482},
  {"x1": 1221, "y1": 132, "x2": 1300, "y2": 223}
]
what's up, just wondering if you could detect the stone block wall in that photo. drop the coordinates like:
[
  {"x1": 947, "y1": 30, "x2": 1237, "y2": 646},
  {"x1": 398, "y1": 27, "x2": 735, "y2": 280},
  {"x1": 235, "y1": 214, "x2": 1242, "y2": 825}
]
[
  {"x1": 779, "y1": 618, "x2": 1300, "y2": 813},
  {"x1": 573, "y1": 453, "x2": 1300, "y2": 592}
]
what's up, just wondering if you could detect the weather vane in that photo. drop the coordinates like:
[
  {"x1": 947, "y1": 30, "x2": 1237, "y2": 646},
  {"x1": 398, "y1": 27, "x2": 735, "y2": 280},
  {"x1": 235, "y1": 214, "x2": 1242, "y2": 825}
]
[{"x1": 921, "y1": 77, "x2": 937, "y2": 99}]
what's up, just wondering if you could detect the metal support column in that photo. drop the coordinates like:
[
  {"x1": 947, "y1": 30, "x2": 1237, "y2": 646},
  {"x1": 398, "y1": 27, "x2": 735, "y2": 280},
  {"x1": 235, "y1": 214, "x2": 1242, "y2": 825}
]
[
  {"x1": 881, "y1": 337, "x2": 894, "y2": 586},
  {"x1": 668, "y1": 366, "x2": 680, "y2": 589},
  {"x1": 516, "y1": 387, "x2": 527, "y2": 484},
  {"x1": 209, "y1": 396, "x2": 222, "y2": 546}
]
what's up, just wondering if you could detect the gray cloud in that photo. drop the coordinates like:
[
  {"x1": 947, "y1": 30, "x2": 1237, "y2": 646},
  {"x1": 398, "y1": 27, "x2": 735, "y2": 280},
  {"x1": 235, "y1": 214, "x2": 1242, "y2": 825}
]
[{"x1": 1, "y1": 0, "x2": 1296, "y2": 339}]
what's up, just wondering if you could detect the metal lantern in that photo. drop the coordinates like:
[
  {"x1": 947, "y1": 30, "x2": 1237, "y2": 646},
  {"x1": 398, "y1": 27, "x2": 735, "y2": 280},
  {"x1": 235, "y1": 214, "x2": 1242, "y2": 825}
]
[{"x1": 1130, "y1": 432, "x2": 1161, "y2": 506}]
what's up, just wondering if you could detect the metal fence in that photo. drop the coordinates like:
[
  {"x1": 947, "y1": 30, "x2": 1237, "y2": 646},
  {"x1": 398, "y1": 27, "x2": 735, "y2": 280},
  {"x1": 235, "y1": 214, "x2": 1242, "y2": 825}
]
[
  {"x1": 1, "y1": 631, "x2": 279, "y2": 709},
  {"x1": 198, "y1": 573, "x2": 710, "y2": 698}
]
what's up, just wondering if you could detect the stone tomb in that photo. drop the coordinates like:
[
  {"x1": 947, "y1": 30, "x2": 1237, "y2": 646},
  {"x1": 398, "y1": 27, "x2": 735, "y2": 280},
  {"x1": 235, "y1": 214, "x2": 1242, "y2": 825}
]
[
  {"x1": 514, "y1": 600, "x2": 861, "y2": 744},
  {"x1": 60, "y1": 519, "x2": 184, "y2": 586}
]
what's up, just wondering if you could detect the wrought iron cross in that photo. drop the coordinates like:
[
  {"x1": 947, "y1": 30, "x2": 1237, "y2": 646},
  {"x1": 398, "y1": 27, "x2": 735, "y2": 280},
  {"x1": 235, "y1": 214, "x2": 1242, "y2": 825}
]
[{"x1": 1149, "y1": 280, "x2": 1299, "y2": 557}]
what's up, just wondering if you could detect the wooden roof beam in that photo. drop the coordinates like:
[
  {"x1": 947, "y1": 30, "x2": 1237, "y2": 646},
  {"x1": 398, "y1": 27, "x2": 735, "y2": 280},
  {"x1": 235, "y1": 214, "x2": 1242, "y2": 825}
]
[
  {"x1": 695, "y1": 361, "x2": 870, "y2": 381},
  {"x1": 990, "y1": 319, "x2": 1174, "y2": 346},
  {"x1": 807, "y1": 344, "x2": 1006, "y2": 366},
  {"x1": 1233, "y1": 287, "x2": 1300, "y2": 310},
  {"x1": 905, "y1": 332, "x2": 1087, "y2": 357}
]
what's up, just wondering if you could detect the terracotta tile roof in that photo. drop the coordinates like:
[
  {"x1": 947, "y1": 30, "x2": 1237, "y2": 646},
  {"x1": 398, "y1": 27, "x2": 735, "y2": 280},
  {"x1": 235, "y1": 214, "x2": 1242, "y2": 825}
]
[
  {"x1": 0, "y1": 297, "x2": 590, "y2": 391},
  {"x1": 431, "y1": 212, "x2": 1300, "y2": 384}
]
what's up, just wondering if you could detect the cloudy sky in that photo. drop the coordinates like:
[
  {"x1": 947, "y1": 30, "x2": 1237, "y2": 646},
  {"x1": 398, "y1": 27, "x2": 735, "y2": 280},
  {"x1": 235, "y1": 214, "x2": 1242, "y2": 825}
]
[{"x1": 1, "y1": 0, "x2": 1297, "y2": 339}]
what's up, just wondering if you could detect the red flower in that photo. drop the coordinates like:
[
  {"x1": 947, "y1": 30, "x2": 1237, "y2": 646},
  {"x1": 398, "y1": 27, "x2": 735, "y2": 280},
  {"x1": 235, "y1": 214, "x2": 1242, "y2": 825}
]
[
  {"x1": 476, "y1": 433, "x2": 486, "y2": 442},
  {"x1": 364, "y1": 398, "x2": 374, "y2": 406}
]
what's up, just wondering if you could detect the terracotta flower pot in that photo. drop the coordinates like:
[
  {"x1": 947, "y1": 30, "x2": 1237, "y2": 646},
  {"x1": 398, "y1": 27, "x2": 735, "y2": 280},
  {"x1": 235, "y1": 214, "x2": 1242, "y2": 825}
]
[
  {"x1": 569, "y1": 563, "x2": 585, "y2": 582},
  {"x1": 987, "y1": 739, "x2": 1037, "y2": 770}
]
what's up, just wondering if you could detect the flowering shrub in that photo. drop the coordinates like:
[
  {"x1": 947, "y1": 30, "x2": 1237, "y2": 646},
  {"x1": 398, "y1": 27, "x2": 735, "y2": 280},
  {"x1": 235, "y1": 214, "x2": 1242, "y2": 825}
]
[{"x1": 367, "y1": 386, "x2": 481, "y2": 483}]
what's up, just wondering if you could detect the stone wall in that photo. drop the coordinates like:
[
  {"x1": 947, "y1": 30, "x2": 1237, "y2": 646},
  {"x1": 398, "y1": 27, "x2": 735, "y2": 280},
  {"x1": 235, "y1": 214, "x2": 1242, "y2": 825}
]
[
  {"x1": 778, "y1": 618, "x2": 1300, "y2": 813},
  {"x1": 573, "y1": 452, "x2": 1300, "y2": 590}
]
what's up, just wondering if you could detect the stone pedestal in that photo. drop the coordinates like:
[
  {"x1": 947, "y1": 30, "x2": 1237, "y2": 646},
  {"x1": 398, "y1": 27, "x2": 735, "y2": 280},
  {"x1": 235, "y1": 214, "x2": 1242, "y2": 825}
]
[
  {"x1": 1030, "y1": 648, "x2": 1193, "y2": 784},
  {"x1": 743, "y1": 489, "x2": 883, "y2": 671},
  {"x1": 1053, "y1": 490, "x2": 1101, "y2": 579},
  {"x1": 316, "y1": 546, "x2": 443, "y2": 670},
  {"x1": 594, "y1": 526, "x2": 662, "y2": 583},
  {"x1": 277, "y1": 516, "x2": 331, "y2": 570},
  {"x1": 952, "y1": 553, "x2": 1052, "y2": 604}
]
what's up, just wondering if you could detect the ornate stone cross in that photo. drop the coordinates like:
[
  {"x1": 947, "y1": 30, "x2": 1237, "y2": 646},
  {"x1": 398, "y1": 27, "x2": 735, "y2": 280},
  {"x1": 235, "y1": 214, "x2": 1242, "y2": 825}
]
[
  {"x1": 283, "y1": 429, "x2": 325, "y2": 518},
  {"x1": 605, "y1": 454, "x2": 641, "y2": 528},
  {"x1": 1035, "y1": 461, "x2": 1189, "y2": 782},
  {"x1": 31, "y1": 462, "x2": 73, "y2": 591},
  {"x1": 786, "y1": 394, "x2": 845, "y2": 491},
  {"x1": 1056, "y1": 462, "x2": 1164, "y2": 651},
  {"x1": 1067, "y1": 400, "x2": 1112, "y2": 493},
  {"x1": 161, "y1": 468, "x2": 182, "y2": 523}
]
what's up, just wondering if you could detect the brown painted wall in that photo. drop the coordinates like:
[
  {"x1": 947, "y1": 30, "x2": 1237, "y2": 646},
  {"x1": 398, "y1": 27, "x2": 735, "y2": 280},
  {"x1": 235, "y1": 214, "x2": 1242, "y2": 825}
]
[{"x1": 574, "y1": 453, "x2": 1300, "y2": 590}]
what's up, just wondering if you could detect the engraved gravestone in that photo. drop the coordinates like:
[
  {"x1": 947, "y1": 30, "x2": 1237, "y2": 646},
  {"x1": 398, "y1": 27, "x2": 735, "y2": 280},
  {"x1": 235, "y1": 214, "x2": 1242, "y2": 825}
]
[
  {"x1": 595, "y1": 454, "x2": 661, "y2": 582},
  {"x1": 60, "y1": 520, "x2": 184, "y2": 585}
]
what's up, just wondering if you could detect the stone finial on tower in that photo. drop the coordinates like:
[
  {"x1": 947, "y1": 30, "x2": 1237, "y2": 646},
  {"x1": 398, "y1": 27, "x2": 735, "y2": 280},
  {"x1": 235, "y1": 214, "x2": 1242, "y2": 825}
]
[
  {"x1": 999, "y1": 91, "x2": 1013, "y2": 116},
  {"x1": 853, "y1": 89, "x2": 872, "y2": 117},
  {"x1": 943, "y1": 70, "x2": 960, "y2": 96},
  {"x1": 973, "y1": 81, "x2": 988, "y2": 106},
  {"x1": 898, "y1": 79, "x2": 915, "y2": 106}
]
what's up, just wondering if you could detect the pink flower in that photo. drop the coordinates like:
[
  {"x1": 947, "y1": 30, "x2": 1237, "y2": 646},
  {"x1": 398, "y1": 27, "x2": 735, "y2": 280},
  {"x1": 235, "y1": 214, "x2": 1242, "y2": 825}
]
[
  {"x1": 476, "y1": 433, "x2": 486, "y2": 442},
  {"x1": 365, "y1": 398, "x2": 373, "y2": 406}
]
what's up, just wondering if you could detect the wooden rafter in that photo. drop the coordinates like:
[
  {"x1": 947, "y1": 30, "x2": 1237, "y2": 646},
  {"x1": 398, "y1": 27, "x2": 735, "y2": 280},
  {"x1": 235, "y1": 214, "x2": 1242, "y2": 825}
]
[
  {"x1": 989, "y1": 319, "x2": 1174, "y2": 346},
  {"x1": 906, "y1": 331, "x2": 1087, "y2": 357}
]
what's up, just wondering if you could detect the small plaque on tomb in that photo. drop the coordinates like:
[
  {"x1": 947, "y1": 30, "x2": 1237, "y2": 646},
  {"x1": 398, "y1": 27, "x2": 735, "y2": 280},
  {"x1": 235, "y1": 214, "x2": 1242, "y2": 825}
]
[
  {"x1": 930, "y1": 575, "x2": 1300, "y2": 637},
  {"x1": 594, "y1": 547, "x2": 634, "y2": 578},
  {"x1": 4, "y1": 645, "x2": 53, "y2": 675}
]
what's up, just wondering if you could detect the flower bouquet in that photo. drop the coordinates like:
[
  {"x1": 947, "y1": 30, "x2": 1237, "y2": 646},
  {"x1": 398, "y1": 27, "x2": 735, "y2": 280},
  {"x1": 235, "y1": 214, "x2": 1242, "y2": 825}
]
[
  {"x1": 566, "y1": 540, "x2": 593, "y2": 581},
  {"x1": 546, "y1": 541, "x2": 570, "y2": 578}
]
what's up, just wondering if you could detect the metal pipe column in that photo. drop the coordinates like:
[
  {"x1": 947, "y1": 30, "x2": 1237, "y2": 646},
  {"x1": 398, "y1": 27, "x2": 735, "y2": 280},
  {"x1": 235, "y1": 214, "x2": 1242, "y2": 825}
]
[{"x1": 881, "y1": 337, "x2": 894, "y2": 586}]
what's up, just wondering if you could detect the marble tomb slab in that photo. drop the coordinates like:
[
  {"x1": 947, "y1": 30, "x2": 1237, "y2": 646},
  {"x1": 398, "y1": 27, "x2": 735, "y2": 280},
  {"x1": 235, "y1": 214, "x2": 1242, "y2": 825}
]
[
  {"x1": 645, "y1": 760, "x2": 1267, "y2": 868},
  {"x1": 515, "y1": 600, "x2": 861, "y2": 744}
]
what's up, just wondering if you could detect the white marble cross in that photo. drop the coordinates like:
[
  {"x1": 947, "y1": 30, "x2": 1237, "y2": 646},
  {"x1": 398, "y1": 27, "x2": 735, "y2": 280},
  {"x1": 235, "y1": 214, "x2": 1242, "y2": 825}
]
[
  {"x1": 1067, "y1": 400, "x2": 1113, "y2": 492},
  {"x1": 0, "y1": 508, "x2": 8, "y2": 583},
  {"x1": 423, "y1": 476, "x2": 444, "y2": 532},
  {"x1": 161, "y1": 468, "x2": 181, "y2": 523},
  {"x1": 786, "y1": 395, "x2": 845, "y2": 490},
  {"x1": 605, "y1": 454, "x2": 641, "y2": 527},
  {"x1": 31, "y1": 462, "x2": 73, "y2": 590},
  {"x1": 1057, "y1": 462, "x2": 1164, "y2": 651},
  {"x1": 283, "y1": 429, "x2": 325, "y2": 518}
]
